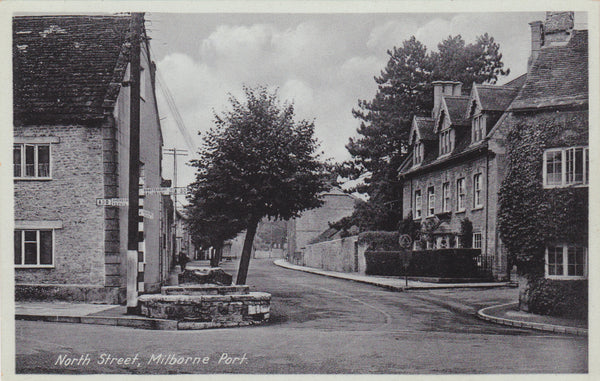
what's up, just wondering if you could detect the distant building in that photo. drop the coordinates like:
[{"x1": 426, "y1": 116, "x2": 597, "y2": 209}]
[
  {"x1": 286, "y1": 187, "x2": 357, "y2": 264},
  {"x1": 13, "y1": 15, "x2": 170, "y2": 302}
]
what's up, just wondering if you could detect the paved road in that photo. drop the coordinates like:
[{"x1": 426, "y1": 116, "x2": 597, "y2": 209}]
[{"x1": 15, "y1": 259, "x2": 587, "y2": 374}]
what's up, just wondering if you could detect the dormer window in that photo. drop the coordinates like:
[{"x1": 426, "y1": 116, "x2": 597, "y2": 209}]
[
  {"x1": 472, "y1": 114, "x2": 485, "y2": 143},
  {"x1": 413, "y1": 142, "x2": 424, "y2": 165},
  {"x1": 439, "y1": 129, "x2": 455, "y2": 156}
]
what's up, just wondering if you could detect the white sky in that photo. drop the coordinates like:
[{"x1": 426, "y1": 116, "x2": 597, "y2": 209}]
[{"x1": 147, "y1": 11, "x2": 587, "y2": 191}]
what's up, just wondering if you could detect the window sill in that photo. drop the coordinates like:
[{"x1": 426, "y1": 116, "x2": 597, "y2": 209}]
[
  {"x1": 471, "y1": 206, "x2": 484, "y2": 211},
  {"x1": 455, "y1": 209, "x2": 466, "y2": 214},
  {"x1": 543, "y1": 183, "x2": 588, "y2": 189},
  {"x1": 545, "y1": 275, "x2": 587, "y2": 280},
  {"x1": 15, "y1": 265, "x2": 55, "y2": 269},
  {"x1": 14, "y1": 177, "x2": 52, "y2": 181}
]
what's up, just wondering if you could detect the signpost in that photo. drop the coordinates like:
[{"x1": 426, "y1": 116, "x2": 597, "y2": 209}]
[
  {"x1": 399, "y1": 234, "x2": 413, "y2": 287},
  {"x1": 143, "y1": 187, "x2": 187, "y2": 195}
]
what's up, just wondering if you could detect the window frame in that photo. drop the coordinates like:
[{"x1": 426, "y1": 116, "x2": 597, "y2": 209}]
[
  {"x1": 439, "y1": 129, "x2": 454, "y2": 156},
  {"x1": 413, "y1": 142, "x2": 424, "y2": 165},
  {"x1": 13, "y1": 143, "x2": 52, "y2": 180},
  {"x1": 14, "y1": 229, "x2": 55, "y2": 268},
  {"x1": 427, "y1": 186, "x2": 435, "y2": 217},
  {"x1": 473, "y1": 173, "x2": 483, "y2": 209},
  {"x1": 456, "y1": 178, "x2": 466, "y2": 212},
  {"x1": 473, "y1": 232, "x2": 482, "y2": 249},
  {"x1": 545, "y1": 245, "x2": 587, "y2": 280},
  {"x1": 442, "y1": 182, "x2": 450, "y2": 212},
  {"x1": 543, "y1": 146, "x2": 588, "y2": 188},
  {"x1": 414, "y1": 190, "x2": 422, "y2": 219}
]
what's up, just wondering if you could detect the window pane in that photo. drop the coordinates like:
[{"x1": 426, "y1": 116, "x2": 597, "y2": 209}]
[
  {"x1": 40, "y1": 230, "x2": 52, "y2": 265},
  {"x1": 38, "y1": 145, "x2": 50, "y2": 177},
  {"x1": 14, "y1": 231, "x2": 22, "y2": 264},
  {"x1": 574, "y1": 148, "x2": 583, "y2": 183},
  {"x1": 25, "y1": 145, "x2": 35, "y2": 177},
  {"x1": 548, "y1": 246, "x2": 563, "y2": 276},
  {"x1": 24, "y1": 242, "x2": 37, "y2": 264},
  {"x1": 24, "y1": 230, "x2": 37, "y2": 241},
  {"x1": 546, "y1": 151, "x2": 562, "y2": 185},
  {"x1": 13, "y1": 145, "x2": 22, "y2": 177}
]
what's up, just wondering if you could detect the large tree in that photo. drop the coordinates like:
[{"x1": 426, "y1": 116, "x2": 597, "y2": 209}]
[
  {"x1": 188, "y1": 86, "x2": 328, "y2": 284},
  {"x1": 340, "y1": 34, "x2": 509, "y2": 230}
]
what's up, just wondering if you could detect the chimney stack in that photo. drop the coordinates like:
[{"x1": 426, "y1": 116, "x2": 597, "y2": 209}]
[
  {"x1": 528, "y1": 20, "x2": 543, "y2": 72},
  {"x1": 528, "y1": 12, "x2": 574, "y2": 72},
  {"x1": 432, "y1": 81, "x2": 462, "y2": 118},
  {"x1": 544, "y1": 11, "x2": 574, "y2": 45}
]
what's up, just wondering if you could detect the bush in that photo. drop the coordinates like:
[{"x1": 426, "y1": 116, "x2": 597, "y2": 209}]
[
  {"x1": 525, "y1": 276, "x2": 587, "y2": 320},
  {"x1": 358, "y1": 231, "x2": 400, "y2": 251},
  {"x1": 365, "y1": 248, "x2": 483, "y2": 278}
]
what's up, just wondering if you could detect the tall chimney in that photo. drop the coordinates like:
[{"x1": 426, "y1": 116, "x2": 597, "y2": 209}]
[
  {"x1": 544, "y1": 11, "x2": 574, "y2": 45},
  {"x1": 432, "y1": 81, "x2": 462, "y2": 118},
  {"x1": 528, "y1": 20, "x2": 543, "y2": 72}
]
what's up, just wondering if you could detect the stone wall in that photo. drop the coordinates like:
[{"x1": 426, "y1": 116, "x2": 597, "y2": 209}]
[
  {"x1": 14, "y1": 125, "x2": 106, "y2": 285},
  {"x1": 302, "y1": 236, "x2": 367, "y2": 273}
]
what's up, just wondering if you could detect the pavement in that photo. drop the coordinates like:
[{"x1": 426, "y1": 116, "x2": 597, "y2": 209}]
[
  {"x1": 273, "y1": 259, "x2": 587, "y2": 336},
  {"x1": 13, "y1": 259, "x2": 586, "y2": 336},
  {"x1": 273, "y1": 259, "x2": 515, "y2": 291}
]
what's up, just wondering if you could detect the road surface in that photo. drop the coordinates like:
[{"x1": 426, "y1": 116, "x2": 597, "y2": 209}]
[{"x1": 14, "y1": 259, "x2": 587, "y2": 374}]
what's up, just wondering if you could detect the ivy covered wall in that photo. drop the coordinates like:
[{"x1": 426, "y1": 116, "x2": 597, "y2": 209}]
[{"x1": 498, "y1": 109, "x2": 588, "y2": 319}]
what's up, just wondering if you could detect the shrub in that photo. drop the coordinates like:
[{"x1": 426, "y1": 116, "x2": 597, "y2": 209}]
[
  {"x1": 365, "y1": 248, "x2": 483, "y2": 278},
  {"x1": 460, "y1": 218, "x2": 473, "y2": 248},
  {"x1": 524, "y1": 276, "x2": 587, "y2": 320},
  {"x1": 358, "y1": 231, "x2": 400, "y2": 251}
]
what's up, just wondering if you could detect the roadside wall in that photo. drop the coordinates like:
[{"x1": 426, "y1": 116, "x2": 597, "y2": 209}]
[{"x1": 302, "y1": 236, "x2": 367, "y2": 273}]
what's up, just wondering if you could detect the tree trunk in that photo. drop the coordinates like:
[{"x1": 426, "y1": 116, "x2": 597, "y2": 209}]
[
  {"x1": 236, "y1": 218, "x2": 259, "y2": 285},
  {"x1": 210, "y1": 245, "x2": 220, "y2": 267}
]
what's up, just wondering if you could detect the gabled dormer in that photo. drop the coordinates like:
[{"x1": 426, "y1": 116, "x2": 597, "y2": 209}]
[
  {"x1": 409, "y1": 116, "x2": 435, "y2": 167},
  {"x1": 434, "y1": 86, "x2": 470, "y2": 158},
  {"x1": 467, "y1": 83, "x2": 521, "y2": 145}
]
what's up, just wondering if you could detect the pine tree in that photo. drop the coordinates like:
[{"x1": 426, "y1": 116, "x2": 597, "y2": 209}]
[{"x1": 340, "y1": 34, "x2": 509, "y2": 230}]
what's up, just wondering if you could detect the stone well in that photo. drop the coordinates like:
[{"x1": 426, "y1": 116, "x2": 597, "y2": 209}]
[{"x1": 138, "y1": 267, "x2": 271, "y2": 329}]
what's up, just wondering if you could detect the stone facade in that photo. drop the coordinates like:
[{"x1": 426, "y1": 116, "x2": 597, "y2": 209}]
[
  {"x1": 15, "y1": 125, "x2": 106, "y2": 285},
  {"x1": 13, "y1": 15, "x2": 169, "y2": 303}
]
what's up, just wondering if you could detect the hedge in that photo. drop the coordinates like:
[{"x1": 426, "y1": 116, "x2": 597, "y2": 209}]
[
  {"x1": 523, "y1": 276, "x2": 587, "y2": 320},
  {"x1": 357, "y1": 231, "x2": 400, "y2": 251},
  {"x1": 364, "y1": 249, "x2": 484, "y2": 278}
]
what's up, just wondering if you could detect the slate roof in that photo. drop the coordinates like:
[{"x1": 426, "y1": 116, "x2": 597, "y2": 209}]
[
  {"x1": 414, "y1": 116, "x2": 436, "y2": 141},
  {"x1": 510, "y1": 30, "x2": 588, "y2": 110},
  {"x1": 13, "y1": 15, "x2": 132, "y2": 126},
  {"x1": 475, "y1": 85, "x2": 521, "y2": 112},
  {"x1": 442, "y1": 96, "x2": 470, "y2": 126}
]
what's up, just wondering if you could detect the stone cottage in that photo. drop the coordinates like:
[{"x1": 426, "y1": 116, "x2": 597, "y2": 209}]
[
  {"x1": 13, "y1": 15, "x2": 170, "y2": 303},
  {"x1": 398, "y1": 75, "x2": 526, "y2": 280},
  {"x1": 497, "y1": 12, "x2": 588, "y2": 318}
]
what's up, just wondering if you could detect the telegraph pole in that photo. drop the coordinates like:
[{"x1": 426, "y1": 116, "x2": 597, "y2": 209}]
[
  {"x1": 127, "y1": 12, "x2": 143, "y2": 314},
  {"x1": 164, "y1": 148, "x2": 188, "y2": 257}
]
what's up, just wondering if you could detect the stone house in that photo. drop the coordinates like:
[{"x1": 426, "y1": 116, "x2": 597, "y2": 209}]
[
  {"x1": 398, "y1": 73, "x2": 526, "y2": 281},
  {"x1": 286, "y1": 187, "x2": 358, "y2": 264},
  {"x1": 496, "y1": 13, "x2": 588, "y2": 317},
  {"x1": 13, "y1": 15, "x2": 170, "y2": 303}
]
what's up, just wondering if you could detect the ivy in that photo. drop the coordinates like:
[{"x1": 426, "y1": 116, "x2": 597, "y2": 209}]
[{"x1": 498, "y1": 111, "x2": 588, "y2": 276}]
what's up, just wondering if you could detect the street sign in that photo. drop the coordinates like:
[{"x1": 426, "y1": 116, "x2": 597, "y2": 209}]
[
  {"x1": 399, "y1": 234, "x2": 413, "y2": 249},
  {"x1": 139, "y1": 209, "x2": 154, "y2": 219},
  {"x1": 143, "y1": 187, "x2": 187, "y2": 195},
  {"x1": 96, "y1": 198, "x2": 129, "y2": 206}
]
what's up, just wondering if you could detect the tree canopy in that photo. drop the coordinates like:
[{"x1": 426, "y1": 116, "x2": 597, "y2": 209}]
[
  {"x1": 338, "y1": 34, "x2": 509, "y2": 231},
  {"x1": 187, "y1": 86, "x2": 328, "y2": 284}
]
